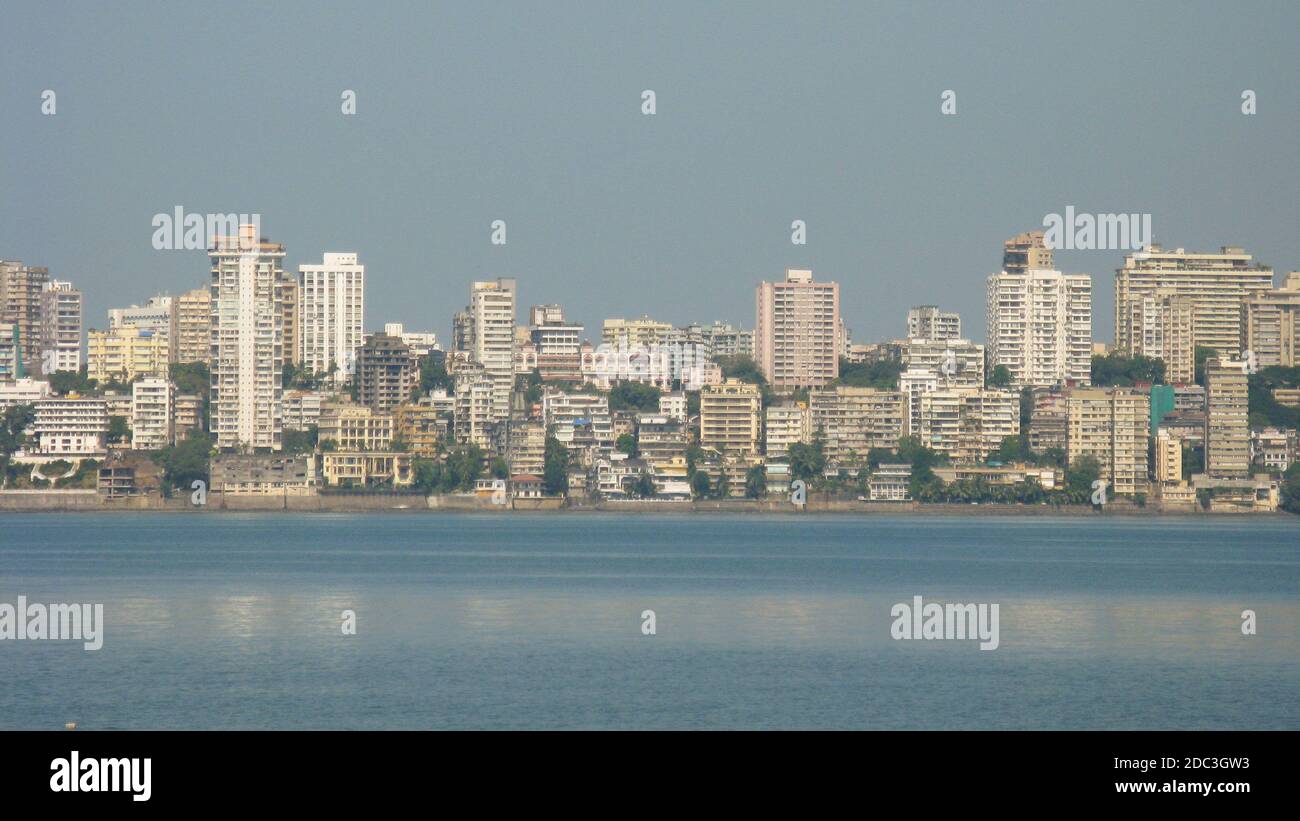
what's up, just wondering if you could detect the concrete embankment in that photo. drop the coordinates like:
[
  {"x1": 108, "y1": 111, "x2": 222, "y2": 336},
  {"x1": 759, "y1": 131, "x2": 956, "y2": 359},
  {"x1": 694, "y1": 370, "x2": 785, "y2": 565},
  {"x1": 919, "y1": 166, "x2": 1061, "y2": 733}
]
[{"x1": 1, "y1": 489, "x2": 1281, "y2": 516}]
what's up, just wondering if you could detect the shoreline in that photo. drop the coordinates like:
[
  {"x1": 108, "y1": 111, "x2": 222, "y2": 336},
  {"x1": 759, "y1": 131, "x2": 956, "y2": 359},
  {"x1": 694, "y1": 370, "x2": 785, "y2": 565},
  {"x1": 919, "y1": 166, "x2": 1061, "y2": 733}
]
[{"x1": 0, "y1": 490, "x2": 1290, "y2": 517}]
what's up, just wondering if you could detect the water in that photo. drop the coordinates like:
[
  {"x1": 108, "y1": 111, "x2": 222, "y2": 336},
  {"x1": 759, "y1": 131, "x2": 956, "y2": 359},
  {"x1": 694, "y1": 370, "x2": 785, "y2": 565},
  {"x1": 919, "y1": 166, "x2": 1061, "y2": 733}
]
[{"x1": 0, "y1": 513, "x2": 1296, "y2": 729}]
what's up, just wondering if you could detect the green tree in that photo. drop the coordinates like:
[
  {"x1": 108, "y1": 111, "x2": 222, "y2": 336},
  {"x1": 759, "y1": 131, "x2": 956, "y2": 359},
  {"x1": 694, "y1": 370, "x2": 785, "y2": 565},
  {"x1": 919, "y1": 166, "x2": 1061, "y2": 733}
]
[
  {"x1": 49, "y1": 366, "x2": 95, "y2": 395},
  {"x1": 543, "y1": 436, "x2": 568, "y2": 495},
  {"x1": 107, "y1": 415, "x2": 131, "y2": 444},
  {"x1": 1280, "y1": 463, "x2": 1300, "y2": 515},
  {"x1": 282, "y1": 425, "x2": 318, "y2": 455},
  {"x1": 690, "y1": 471, "x2": 711, "y2": 499},
  {"x1": 988, "y1": 364, "x2": 1013, "y2": 388},
  {"x1": 744, "y1": 464, "x2": 767, "y2": 498},
  {"x1": 1091, "y1": 352, "x2": 1166, "y2": 386},
  {"x1": 156, "y1": 430, "x2": 213, "y2": 490},
  {"x1": 609, "y1": 381, "x2": 662, "y2": 412},
  {"x1": 635, "y1": 473, "x2": 657, "y2": 499},
  {"x1": 836, "y1": 357, "x2": 904, "y2": 390},
  {"x1": 787, "y1": 440, "x2": 826, "y2": 482},
  {"x1": 491, "y1": 456, "x2": 509, "y2": 479},
  {"x1": 1065, "y1": 455, "x2": 1102, "y2": 501},
  {"x1": 615, "y1": 432, "x2": 638, "y2": 456}
]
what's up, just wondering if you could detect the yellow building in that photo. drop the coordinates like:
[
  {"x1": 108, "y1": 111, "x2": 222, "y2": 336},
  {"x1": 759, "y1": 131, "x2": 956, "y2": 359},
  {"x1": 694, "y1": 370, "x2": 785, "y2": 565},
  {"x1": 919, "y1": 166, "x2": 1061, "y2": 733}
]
[
  {"x1": 318, "y1": 402, "x2": 394, "y2": 452},
  {"x1": 87, "y1": 326, "x2": 169, "y2": 383}
]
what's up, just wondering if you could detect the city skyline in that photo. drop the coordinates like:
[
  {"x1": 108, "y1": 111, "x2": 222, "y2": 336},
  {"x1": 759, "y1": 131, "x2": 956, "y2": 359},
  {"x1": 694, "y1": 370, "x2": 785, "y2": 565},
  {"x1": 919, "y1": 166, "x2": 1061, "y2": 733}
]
[{"x1": 3, "y1": 1, "x2": 1296, "y2": 347}]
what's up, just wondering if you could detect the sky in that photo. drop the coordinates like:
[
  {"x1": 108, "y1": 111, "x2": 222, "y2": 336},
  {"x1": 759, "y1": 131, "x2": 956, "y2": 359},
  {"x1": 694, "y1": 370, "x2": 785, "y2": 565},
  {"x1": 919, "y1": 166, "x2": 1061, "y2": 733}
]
[{"x1": 2, "y1": 1, "x2": 1296, "y2": 347}]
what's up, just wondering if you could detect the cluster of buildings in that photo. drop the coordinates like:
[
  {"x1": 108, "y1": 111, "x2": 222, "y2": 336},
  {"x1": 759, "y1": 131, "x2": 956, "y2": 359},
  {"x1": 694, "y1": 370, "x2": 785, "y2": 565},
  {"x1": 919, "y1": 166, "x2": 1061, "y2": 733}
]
[{"x1": 1, "y1": 226, "x2": 1296, "y2": 511}]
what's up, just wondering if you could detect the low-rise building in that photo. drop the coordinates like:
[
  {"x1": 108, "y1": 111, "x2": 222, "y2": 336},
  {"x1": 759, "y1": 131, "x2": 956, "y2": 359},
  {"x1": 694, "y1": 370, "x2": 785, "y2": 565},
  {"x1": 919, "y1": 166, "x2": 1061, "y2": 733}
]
[
  {"x1": 210, "y1": 454, "x2": 319, "y2": 495},
  {"x1": 318, "y1": 402, "x2": 394, "y2": 452},
  {"x1": 868, "y1": 463, "x2": 912, "y2": 501},
  {"x1": 321, "y1": 452, "x2": 413, "y2": 487},
  {"x1": 31, "y1": 396, "x2": 109, "y2": 456}
]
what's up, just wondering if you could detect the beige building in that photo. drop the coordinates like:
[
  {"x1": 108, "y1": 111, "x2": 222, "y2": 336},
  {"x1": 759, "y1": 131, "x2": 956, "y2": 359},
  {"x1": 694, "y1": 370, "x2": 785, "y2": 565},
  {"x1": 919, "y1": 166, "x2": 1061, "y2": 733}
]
[
  {"x1": 210, "y1": 454, "x2": 318, "y2": 495},
  {"x1": 901, "y1": 337, "x2": 985, "y2": 388},
  {"x1": 318, "y1": 402, "x2": 394, "y2": 452},
  {"x1": 764, "y1": 402, "x2": 811, "y2": 459},
  {"x1": 1066, "y1": 387, "x2": 1150, "y2": 496},
  {"x1": 173, "y1": 287, "x2": 211, "y2": 365},
  {"x1": 1204, "y1": 357, "x2": 1250, "y2": 478},
  {"x1": 0, "y1": 260, "x2": 50, "y2": 374},
  {"x1": 394, "y1": 400, "x2": 446, "y2": 457},
  {"x1": 809, "y1": 385, "x2": 906, "y2": 465},
  {"x1": 700, "y1": 379, "x2": 762, "y2": 456},
  {"x1": 906, "y1": 305, "x2": 961, "y2": 341},
  {"x1": 470, "y1": 278, "x2": 517, "y2": 422},
  {"x1": 1002, "y1": 230, "x2": 1054, "y2": 275},
  {"x1": 987, "y1": 268, "x2": 1092, "y2": 388},
  {"x1": 87, "y1": 326, "x2": 169, "y2": 383},
  {"x1": 1123, "y1": 291, "x2": 1195, "y2": 383},
  {"x1": 1114, "y1": 245, "x2": 1273, "y2": 358},
  {"x1": 601, "y1": 316, "x2": 673, "y2": 348},
  {"x1": 1243, "y1": 272, "x2": 1300, "y2": 368},
  {"x1": 1154, "y1": 430, "x2": 1182, "y2": 483},
  {"x1": 322, "y1": 452, "x2": 412, "y2": 487},
  {"x1": 919, "y1": 388, "x2": 1019, "y2": 464},
  {"x1": 755, "y1": 268, "x2": 840, "y2": 389}
]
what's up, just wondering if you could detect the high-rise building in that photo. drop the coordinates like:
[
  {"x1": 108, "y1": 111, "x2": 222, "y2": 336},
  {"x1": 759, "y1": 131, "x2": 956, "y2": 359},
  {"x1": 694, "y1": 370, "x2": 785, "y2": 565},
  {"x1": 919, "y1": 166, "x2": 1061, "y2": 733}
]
[
  {"x1": 209, "y1": 224, "x2": 285, "y2": 451},
  {"x1": 453, "y1": 361, "x2": 496, "y2": 450},
  {"x1": 1204, "y1": 357, "x2": 1250, "y2": 478},
  {"x1": 0, "y1": 260, "x2": 50, "y2": 373},
  {"x1": 1002, "y1": 230, "x2": 1054, "y2": 276},
  {"x1": 1154, "y1": 430, "x2": 1182, "y2": 483},
  {"x1": 699, "y1": 380, "x2": 762, "y2": 456},
  {"x1": 906, "y1": 306, "x2": 961, "y2": 341},
  {"x1": 173, "y1": 287, "x2": 211, "y2": 366},
  {"x1": 987, "y1": 268, "x2": 1092, "y2": 388},
  {"x1": 470, "y1": 278, "x2": 517, "y2": 421},
  {"x1": 1066, "y1": 387, "x2": 1150, "y2": 496},
  {"x1": 1123, "y1": 290, "x2": 1195, "y2": 383},
  {"x1": 528, "y1": 304, "x2": 583, "y2": 381},
  {"x1": 0, "y1": 322, "x2": 21, "y2": 381},
  {"x1": 1114, "y1": 245, "x2": 1273, "y2": 358},
  {"x1": 279, "y1": 274, "x2": 299, "y2": 368},
  {"x1": 40, "y1": 280, "x2": 82, "y2": 374},
  {"x1": 131, "y1": 378, "x2": 174, "y2": 450},
  {"x1": 299, "y1": 252, "x2": 365, "y2": 384},
  {"x1": 356, "y1": 333, "x2": 418, "y2": 413},
  {"x1": 1243, "y1": 272, "x2": 1300, "y2": 368},
  {"x1": 755, "y1": 268, "x2": 840, "y2": 389}
]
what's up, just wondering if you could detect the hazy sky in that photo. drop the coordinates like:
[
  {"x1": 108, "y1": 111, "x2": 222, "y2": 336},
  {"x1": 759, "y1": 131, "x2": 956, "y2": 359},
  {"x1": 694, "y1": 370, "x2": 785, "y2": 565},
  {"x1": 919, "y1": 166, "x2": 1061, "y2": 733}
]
[{"x1": 3, "y1": 1, "x2": 1296, "y2": 346}]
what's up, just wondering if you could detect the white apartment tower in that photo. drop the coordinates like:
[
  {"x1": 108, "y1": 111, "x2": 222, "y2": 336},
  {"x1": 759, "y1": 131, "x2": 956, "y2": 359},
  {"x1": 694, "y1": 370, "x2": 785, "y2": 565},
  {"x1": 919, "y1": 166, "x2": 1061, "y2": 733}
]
[
  {"x1": 987, "y1": 268, "x2": 1092, "y2": 388},
  {"x1": 132, "y1": 377, "x2": 174, "y2": 450},
  {"x1": 756, "y1": 268, "x2": 841, "y2": 389},
  {"x1": 471, "y1": 278, "x2": 517, "y2": 421},
  {"x1": 298, "y1": 252, "x2": 365, "y2": 384},
  {"x1": 209, "y1": 224, "x2": 286, "y2": 451}
]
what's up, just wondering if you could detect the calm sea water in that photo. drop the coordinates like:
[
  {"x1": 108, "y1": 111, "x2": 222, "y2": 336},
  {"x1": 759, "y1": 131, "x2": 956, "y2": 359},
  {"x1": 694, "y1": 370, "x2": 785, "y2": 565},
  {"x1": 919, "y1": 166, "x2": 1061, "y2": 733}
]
[{"x1": 0, "y1": 513, "x2": 1296, "y2": 730}]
